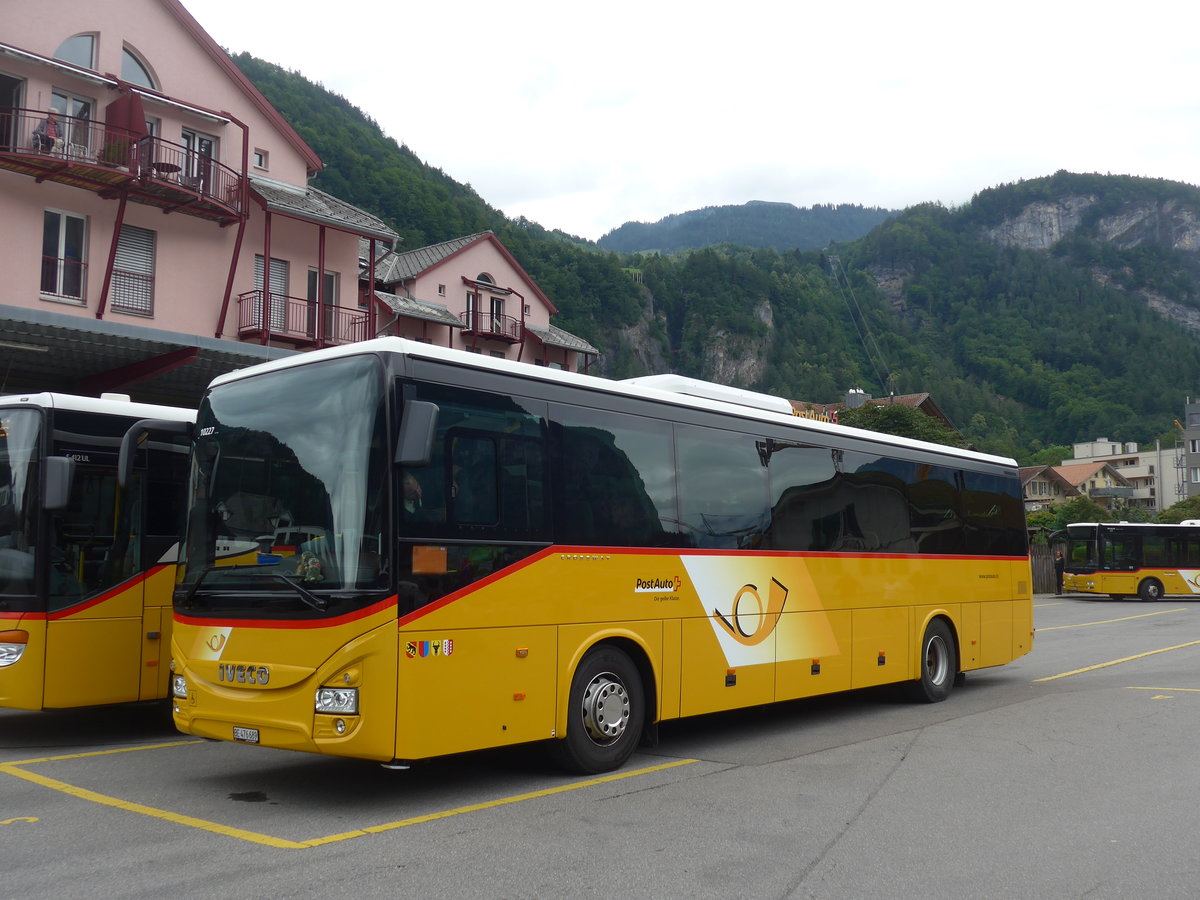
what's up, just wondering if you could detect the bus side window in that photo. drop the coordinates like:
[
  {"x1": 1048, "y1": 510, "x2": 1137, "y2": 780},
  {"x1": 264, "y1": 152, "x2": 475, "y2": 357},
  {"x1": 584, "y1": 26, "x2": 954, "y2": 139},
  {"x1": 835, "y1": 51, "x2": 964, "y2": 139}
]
[
  {"x1": 675, "y1": 424, "x2": 767, "y2": 550},
  {"x1": 450, "y1": 435, "x2": 497, "y2": 525},
  {"x1": 550, "y1": 404, "x2": 676, "y2": 548}
]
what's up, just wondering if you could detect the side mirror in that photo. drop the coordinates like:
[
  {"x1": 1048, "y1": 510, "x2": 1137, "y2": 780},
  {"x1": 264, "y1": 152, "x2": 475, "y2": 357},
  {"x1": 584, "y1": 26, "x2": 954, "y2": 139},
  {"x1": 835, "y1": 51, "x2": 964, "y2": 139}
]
[
  {"x1": 119, "y1": 418, "x2": 194, "y2": 487},
  {"x1": 395, "y1": 400, "x2": 439, "y2": 467},
  {"x1": 43, "y1": 455, "x2": 76, "y2": 510}
]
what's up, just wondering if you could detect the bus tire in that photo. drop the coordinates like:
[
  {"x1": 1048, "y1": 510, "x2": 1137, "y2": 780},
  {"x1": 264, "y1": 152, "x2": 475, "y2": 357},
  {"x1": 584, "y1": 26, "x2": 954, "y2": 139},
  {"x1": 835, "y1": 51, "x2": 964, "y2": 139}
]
[
  {"x1": 908, "y1": 618, "x2": 957, "y2": 703},
  {"x1": 553, "y1": 645, "x2": 644, "y2": 774},
  {"x1": 1137, "y1": 579, "x2": 1163, "y2": 602}
]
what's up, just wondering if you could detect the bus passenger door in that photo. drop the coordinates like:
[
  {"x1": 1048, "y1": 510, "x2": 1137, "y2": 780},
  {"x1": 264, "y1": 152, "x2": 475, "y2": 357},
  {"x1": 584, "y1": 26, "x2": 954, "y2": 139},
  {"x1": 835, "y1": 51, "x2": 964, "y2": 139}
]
[{"x1": 42, "y1": 464, "x2": 144, "y2": 707}]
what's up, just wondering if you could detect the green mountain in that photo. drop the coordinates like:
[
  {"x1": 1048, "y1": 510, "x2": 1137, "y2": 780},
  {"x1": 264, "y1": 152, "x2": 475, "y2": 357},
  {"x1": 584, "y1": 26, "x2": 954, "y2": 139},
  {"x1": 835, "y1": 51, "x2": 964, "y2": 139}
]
[
  {"x1": 597, "y1": 201, "x2": 895, "y2": 254},
  {"x1": 232, "y1": 55, "x2": 1200, "y2": 461}
]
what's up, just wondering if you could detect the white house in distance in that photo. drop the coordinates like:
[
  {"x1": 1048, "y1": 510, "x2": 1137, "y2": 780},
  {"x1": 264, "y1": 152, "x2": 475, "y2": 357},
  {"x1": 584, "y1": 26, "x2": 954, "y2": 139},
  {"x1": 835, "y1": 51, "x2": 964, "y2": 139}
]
[
  {"x1": 370, "y1": 231, "x2": 598, "y2": 372},
  {"x1": 1061, "y1": 438, "x2": 1183, "y2": 514},
  {"x1": 0, "y1": 0, "x2": 396, "y2": 405}
]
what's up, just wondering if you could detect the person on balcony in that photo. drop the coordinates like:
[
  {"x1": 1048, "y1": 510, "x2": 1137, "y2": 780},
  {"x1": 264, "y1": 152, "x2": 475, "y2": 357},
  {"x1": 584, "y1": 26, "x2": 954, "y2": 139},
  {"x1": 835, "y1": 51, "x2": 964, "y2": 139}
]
[{"x1": 32, "y1": 108, "x2": 64, "y2": 153}]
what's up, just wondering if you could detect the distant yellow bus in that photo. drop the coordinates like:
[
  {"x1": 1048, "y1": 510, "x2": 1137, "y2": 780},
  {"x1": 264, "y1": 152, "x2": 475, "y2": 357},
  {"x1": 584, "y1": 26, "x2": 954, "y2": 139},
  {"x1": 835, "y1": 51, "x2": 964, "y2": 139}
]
[
  {"x1": 158, "y1": 339, "x2": 1032, "y2": 773},
  {"x1": 1061, "y1": 521, "x2": 1200, "y2": 600},
  {"x1": 0, "y1": 393, "x2": 192, "y2": 710}
]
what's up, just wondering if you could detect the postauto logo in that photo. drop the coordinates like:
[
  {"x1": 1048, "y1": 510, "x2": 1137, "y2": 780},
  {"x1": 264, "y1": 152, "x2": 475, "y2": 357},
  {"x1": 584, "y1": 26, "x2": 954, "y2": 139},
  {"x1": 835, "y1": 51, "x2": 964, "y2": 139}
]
[{"x1": 634, "y1": 576, "x2": 682, "y2": 593}]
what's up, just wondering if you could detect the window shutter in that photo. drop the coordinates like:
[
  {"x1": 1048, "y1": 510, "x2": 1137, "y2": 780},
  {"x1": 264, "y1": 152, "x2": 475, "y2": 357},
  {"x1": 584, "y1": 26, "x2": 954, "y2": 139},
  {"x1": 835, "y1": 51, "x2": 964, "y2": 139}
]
[{"x1": 112, "y1": 225, "x2": 155, "y2": 314}]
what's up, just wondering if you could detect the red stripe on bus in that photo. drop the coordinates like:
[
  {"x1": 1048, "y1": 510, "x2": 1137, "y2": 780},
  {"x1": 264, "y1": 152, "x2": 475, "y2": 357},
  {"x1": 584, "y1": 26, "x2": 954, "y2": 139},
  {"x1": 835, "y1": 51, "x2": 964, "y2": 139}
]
[
  {"x1": 397, "y1": 546, "x2": 561, "y2": 627},
  {"x1": 46, "y1": 565, "x2": 171, "y2": 619},
  {"x1": 0, "y1": 566, "x2": 171, "y2": 621},
  {"x1": 394, "y1": 546, "x2": 1029, "y2": 627}
]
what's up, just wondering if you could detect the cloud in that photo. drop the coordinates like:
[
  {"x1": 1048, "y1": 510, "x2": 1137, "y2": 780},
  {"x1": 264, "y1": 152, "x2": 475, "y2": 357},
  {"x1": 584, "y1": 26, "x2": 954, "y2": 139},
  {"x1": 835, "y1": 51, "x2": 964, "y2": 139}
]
[{"x1": 187, "y1": 0, "x2": 1200, "y2": 241}]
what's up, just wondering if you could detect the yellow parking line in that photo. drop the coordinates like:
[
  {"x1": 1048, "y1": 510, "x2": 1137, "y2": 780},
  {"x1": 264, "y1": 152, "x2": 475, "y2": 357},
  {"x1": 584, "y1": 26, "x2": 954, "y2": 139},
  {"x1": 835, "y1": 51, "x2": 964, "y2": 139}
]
[
  {"x1": 0, "y1": 742, "x2": 697, "y2": 849},
  {"x1": 305, "y1": 758, "x2": 699, "y2": 846},
  {"x1": 1126, "y1": 686, "x2": 1200, "y2": 693},
  {"x1": 0, "y1": 759, "x2": 305, "y2": 849},
  {"x1": 6, "y1": 740, "x2": 203, "y2": 767},
  {"x1": 1034, "y1": 640, "x2": 1200, "y2": 682},
  {"x1": 1038, "y1": 608, "x2": 1188, "y2": 631}
]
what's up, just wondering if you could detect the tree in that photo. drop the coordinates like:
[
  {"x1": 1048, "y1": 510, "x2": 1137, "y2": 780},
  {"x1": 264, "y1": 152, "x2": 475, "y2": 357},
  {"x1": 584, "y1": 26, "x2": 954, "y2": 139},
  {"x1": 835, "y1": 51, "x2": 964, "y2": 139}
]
[
  {"x1": 837, "y1": 403, "x2": 967, "y2": 448},
  {"x1": 1047, "y1": 496, "x2": 1112, "y2": 531},
  {"x1": 1157, "y1": 495, "x2": 1200, "y2": 523},
  {"x1": 1020, "y1": 444, "x2": 1072, "y2": 467}
]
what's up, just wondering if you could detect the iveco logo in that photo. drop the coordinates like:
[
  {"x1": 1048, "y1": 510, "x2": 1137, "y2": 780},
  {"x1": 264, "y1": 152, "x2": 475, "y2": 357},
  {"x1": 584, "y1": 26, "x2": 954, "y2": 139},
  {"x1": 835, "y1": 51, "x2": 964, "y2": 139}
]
[{"x1": 218, "y1": 664, "x2": 270, "y2": 685}]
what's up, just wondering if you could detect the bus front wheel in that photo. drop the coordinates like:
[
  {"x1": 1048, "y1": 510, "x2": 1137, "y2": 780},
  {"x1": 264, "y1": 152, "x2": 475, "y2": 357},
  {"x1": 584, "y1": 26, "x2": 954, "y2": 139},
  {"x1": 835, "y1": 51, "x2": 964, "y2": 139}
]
[
  {"x1": 908, "y1": 618, "x2": 957, "y2": 703},
  {"x1": 553, "y1": 645, "x2": 644, "y2": 774},
  {"x1": 1138, "y1": 578, "x2": 1164, "y2": 602}
]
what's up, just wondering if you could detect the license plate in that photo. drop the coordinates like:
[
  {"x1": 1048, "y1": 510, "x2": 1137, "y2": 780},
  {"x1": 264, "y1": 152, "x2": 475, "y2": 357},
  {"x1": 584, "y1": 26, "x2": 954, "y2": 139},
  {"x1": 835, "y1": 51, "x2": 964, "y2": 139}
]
[{"x1": 232, "y1": 726, "x2": 260, "y2": 744}]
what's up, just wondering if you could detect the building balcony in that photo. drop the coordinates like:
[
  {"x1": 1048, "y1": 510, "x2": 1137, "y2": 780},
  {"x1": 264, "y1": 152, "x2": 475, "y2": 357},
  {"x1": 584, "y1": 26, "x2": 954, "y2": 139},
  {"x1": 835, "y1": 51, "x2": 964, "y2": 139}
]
[
  {"x1": 0, "y1": 107, "x2": 244, "y2": 225},
  {"x1": 237, "y1": 291, "x2": 370, "y2": 348},
  {"x1": 1090, "y1": 487, "x2": 1134, "y2": 499},
  {"x1": 459, "y1": 310, "x2": 522, "y2": 343}
]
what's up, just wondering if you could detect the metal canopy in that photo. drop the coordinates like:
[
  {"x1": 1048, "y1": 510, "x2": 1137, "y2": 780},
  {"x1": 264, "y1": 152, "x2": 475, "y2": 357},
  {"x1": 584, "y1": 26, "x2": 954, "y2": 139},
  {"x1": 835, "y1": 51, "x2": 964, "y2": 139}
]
[{"x1": 0, "y1": 304, "x2": 297, "y2": 408}]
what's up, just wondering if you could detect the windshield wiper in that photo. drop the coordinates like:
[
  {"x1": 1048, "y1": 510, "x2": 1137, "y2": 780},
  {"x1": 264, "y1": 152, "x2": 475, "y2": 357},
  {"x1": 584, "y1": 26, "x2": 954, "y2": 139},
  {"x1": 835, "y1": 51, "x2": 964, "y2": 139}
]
[
  {"x1": 181, "y1": 563, "x2": 328, "y2": 611},
  {"x1": 180, "y1": 564, "x2": 217, "y2": 609},
  {"x1": 268, "y1": 573, "x2": 329, "y2": 611}
]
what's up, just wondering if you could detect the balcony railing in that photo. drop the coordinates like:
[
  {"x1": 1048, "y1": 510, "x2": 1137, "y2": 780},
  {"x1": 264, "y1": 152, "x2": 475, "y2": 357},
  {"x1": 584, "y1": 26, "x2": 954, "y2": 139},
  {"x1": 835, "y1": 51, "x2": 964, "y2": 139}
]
[
  {"x1": 1091, "y1": 487, "x2": 1134, "y2": 499},
  {"x1": 0, "y1": 107, "x2": 243, "y2": 221},
  {"x1": 237, "y1": 291, "x2": 369, "y2": 347},
  {"x1": 459, "y1": 310, "x2": 522, "y2": 343}
]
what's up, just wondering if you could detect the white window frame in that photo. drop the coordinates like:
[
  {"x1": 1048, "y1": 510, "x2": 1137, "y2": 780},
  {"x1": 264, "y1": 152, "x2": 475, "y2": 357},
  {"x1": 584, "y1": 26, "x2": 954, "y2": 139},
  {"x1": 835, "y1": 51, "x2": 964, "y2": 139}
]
[
  {"x1": 254, "y1": 255, "x2": 290, "y2": 332},
  {"x1": 41, "y1": 208, "x2": 87, "y2": 303},
  {"x1": 50, "y1": 89, "x2": 95, "y2": 157},
  {"x1": 181, "y1": 128, "x2": 218, "y2": 191}
]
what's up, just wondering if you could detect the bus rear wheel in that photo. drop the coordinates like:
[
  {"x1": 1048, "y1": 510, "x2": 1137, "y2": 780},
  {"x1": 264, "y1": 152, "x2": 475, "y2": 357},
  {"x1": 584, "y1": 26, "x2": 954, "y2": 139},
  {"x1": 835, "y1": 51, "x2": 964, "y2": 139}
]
[
  {"x1": 908, "y1": 618, "x2": 957, "y2": 703},
  {"x1": 553, "y1": 645, "x2": 644, "y2": 774},
  {"x1": 1138, "y1": 578, "x2": 1164, "y2": 602}
]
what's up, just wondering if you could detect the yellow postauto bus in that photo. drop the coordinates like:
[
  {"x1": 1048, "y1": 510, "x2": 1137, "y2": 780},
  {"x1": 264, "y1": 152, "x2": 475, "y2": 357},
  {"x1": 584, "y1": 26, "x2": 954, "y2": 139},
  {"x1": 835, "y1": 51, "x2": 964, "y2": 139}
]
[
  {"x1": 0, "y1": 392, "x2": 192, "y2": 710},
  {"x1": 1060, "y1": 521, "x2": 1200, "y2": 600},
  {"x1": 154, "y1": 338, "x2": 1032, "y2": 773}
]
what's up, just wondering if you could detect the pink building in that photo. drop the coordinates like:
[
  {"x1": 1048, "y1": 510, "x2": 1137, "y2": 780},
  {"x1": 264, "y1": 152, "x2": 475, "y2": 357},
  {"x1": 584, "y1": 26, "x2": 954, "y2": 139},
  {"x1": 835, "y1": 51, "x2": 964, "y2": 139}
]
[
  {"x1": 371, "y1": 231, "x2": 597, "y2": 372},
  {"x1": 0, "y1": 0, "x2": 397, "y2": 404}
]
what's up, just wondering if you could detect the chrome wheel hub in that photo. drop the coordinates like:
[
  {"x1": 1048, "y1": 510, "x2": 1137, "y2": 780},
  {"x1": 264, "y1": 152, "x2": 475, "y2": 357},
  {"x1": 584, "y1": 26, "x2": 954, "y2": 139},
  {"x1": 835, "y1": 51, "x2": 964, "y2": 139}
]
[
  {"x1": 925, "y1": 634, "x2": 949, "y2": 685},
  {"x1": 581, "y1": 672, "x2": 630, "y2": 744}
]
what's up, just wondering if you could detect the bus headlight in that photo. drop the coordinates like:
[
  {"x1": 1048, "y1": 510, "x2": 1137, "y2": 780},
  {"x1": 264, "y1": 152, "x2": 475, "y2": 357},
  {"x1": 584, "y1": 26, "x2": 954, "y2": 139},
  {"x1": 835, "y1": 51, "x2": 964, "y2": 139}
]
[
  {"x1": 0, "y1": 631, "x2": 28, "y2": 667},
  {"x1": 172, "y1": 674, "x2": 188, "y2": 699},
  {"x1": 315, "y1": 687, "x2": 359, "y2": 715}
]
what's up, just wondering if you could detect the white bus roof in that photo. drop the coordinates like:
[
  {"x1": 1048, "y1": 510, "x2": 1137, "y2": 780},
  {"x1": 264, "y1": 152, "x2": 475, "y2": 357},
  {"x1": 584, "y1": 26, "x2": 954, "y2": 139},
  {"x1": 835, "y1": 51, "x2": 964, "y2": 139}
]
[
  {"x1": 0, "y1": 392, "x2": 194, "y2": 422},
  {"x1": 1066, "y1": 521, "x2": 1200, "y2": 528},
  {"x1": 206, "y1": 337, "x2": 1014, "y2": 468}
]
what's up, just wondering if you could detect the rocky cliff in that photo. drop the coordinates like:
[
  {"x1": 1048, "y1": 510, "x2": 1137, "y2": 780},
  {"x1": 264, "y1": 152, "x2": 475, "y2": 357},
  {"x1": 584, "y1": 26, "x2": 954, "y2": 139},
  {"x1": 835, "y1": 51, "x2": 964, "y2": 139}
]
[{"x1": 980, "y1": 192, "x2": 1200, "y2": 336}]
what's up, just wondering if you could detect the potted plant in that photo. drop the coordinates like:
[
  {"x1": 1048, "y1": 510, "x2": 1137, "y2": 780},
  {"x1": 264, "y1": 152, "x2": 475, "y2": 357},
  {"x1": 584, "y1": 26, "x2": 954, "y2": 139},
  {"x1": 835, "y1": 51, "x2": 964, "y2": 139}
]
[{"x1": 101, "y1": 138, "x2": 129, "y2": 170}]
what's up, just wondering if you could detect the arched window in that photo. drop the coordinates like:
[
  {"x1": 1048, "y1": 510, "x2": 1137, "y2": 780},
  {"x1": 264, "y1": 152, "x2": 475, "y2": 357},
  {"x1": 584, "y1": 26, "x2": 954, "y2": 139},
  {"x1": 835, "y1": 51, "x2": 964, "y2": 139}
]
[
  {"x1": 54, "y1": 34, "x2": 95, "y2": 69},
  {"x1": 476, "y1": 272, "x2": 495, "y2": 284},
  {"x1": 121, "y1": 47, "x2": 155, "y2": 89}
]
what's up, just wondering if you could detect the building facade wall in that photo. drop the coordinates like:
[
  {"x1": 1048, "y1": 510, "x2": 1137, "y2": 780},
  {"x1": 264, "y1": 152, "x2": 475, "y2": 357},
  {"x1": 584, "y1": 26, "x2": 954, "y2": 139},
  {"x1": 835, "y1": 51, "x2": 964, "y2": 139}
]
[{"x1": 2, "y1": 0, "x2": 376, "y2": 360}]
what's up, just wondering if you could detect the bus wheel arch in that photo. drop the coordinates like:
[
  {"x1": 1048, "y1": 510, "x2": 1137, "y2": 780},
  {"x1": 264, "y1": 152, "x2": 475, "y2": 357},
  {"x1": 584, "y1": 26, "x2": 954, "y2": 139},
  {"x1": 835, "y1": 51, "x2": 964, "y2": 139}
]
[
  {"x1": 1137, "y1": 578, "x2": 1164, "y2": 602},
  {"x1": 552, "y1": 639, "x2": 650, "y2": 774},
  {"x1": 908, "y1": 615, "x2": 957, "y2": 703}
]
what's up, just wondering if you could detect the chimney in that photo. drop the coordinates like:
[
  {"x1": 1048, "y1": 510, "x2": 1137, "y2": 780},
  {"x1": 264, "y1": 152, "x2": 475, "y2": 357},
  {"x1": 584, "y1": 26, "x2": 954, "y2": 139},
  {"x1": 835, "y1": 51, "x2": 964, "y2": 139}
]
[{"x1": 846, "y1": 388, "x2": 870, "y2": 409}]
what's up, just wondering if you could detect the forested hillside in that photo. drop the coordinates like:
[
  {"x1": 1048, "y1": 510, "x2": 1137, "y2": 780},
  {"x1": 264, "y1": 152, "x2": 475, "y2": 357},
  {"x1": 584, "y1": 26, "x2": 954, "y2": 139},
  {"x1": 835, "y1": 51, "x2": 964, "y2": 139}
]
[
  {"x1": 598, "y1": 201, "x2": 895, "y2": 253},
  {"x1": 232, "y1": 55, "x2": 1200, "y2": 460}
]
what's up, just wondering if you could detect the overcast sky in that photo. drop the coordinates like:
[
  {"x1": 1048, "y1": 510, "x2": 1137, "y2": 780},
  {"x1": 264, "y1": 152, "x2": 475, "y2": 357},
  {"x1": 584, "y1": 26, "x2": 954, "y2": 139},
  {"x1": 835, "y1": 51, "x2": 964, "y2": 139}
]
[{"x1": 185, "y1": 0, "x2": 1200, "y2": 242}]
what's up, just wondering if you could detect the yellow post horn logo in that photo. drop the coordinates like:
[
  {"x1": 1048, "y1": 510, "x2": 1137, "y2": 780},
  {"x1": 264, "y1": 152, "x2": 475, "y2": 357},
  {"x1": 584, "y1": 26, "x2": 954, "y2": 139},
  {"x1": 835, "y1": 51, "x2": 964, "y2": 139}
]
[{"x1": 714, "y1": 578, "x2": 789, "y2": 646}]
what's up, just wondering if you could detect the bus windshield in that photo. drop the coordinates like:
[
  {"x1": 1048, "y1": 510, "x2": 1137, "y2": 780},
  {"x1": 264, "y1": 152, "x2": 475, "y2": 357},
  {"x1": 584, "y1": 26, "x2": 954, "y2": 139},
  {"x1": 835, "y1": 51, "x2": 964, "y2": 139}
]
[
  {"x1": 179, "y1": 355, "x2": 389, "y2": 613},
  {"x1": 0, "y1": 408, "x2": 41, "y2": 602},
  {"x1": 1063, "y1": 526, "x2": 1098, "y2": 570}
]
